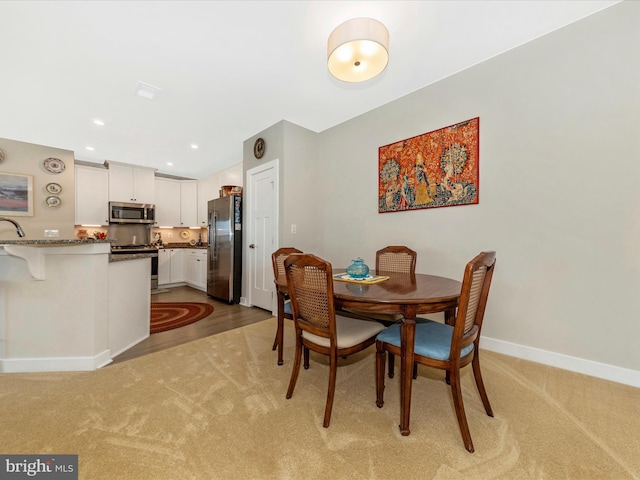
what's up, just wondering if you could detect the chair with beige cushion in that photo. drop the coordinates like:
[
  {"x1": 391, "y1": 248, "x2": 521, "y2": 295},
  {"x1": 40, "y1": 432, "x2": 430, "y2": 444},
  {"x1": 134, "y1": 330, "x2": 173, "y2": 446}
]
[
  {"x1": 375, "y1": 251, "x2": 496, "y2": 452},
  {"x1": 284, "y1": 253, "x2": 386, "y2": 428},
  {"x1": 271, "y1": 247, "x2": 303, "y2": 365}
]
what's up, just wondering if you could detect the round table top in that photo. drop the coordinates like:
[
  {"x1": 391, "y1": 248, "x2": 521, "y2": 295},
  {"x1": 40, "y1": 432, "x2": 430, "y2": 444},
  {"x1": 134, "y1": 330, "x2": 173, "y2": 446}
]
[{"x1": 332, "y1": 271, "x2": 461, "y2": 306}]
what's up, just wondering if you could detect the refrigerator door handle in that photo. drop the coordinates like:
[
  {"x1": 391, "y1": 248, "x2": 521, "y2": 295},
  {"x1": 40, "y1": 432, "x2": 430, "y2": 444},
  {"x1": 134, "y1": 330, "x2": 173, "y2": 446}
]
[{"x1": 211, "y1": 212, "x2": 218, "y2": 260}]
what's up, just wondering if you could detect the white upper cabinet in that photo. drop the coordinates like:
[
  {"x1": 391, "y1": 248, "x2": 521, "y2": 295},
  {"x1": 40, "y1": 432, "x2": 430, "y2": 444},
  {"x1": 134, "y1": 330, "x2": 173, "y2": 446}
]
[
  {"x1": 154, "y1": 178, "x2": 181, "y2": 227},
  {"x1": 154, "y1": 178, "x2": 199, "y2": 227},
  {"x1": 106, "y1": 161, "x2": 155, "y2": 203},
  {"x1": 197, "y1": 176, "x2": 216, "y2": 227},
  {"x1": 75, "y1": 165, "x2": 109, "y2": 225},
  {"x1": 180, "y1": 181, "x2": 198, "y2": 227}
]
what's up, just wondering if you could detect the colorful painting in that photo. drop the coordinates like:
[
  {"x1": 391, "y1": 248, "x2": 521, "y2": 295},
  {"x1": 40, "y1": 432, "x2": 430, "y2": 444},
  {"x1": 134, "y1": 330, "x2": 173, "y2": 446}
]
[
  {"x1": 0, "y1": 173, "x2": 34, "y2": 216},
  {"x1": 378, "y1": 117, "x2": 479, "y2": 213}
]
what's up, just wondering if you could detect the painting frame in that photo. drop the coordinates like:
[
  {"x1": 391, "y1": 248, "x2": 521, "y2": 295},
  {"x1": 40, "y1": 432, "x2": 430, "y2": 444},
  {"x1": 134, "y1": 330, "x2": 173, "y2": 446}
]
[
  {"x1": 0, "y1": 172, "x2": 34, "y2": 216},
  {"x1": 378, "y1": 117, "x2": 479, "y2": 213}
]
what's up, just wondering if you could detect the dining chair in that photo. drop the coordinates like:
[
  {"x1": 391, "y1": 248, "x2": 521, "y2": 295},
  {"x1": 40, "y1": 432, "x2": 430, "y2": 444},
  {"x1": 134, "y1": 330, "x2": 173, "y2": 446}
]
[
  {"x1": 271, "y1": 247, "x2": 303, "y2": 365},
  {"x1": 375, "y1": 251, "x2": 496, "y2": 453},
  {"x1": 346, "y1": 245, "x2": 418, "y2": 378},
  {"x1": 284, "y1": 253, "x2": 386, "y2": 428}
]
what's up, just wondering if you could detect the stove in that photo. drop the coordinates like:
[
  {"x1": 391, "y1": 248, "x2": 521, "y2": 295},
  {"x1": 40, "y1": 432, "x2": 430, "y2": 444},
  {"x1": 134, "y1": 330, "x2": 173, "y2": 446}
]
[{"x1": 110, "y1": 244, "x2": 159, "y2": 289}]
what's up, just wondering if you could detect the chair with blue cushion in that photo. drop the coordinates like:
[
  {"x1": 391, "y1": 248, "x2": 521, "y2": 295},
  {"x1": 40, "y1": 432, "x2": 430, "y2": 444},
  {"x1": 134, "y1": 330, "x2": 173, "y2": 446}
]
[
  {"x1": 284, "y1": 253, "x2": 386, "y2": 428},
  {"x1": 375, "y1": 251, "x2": 496, "y2": 452},
  {"x1": 271, "y1": 247, "x2": 303, "y2": 365}
]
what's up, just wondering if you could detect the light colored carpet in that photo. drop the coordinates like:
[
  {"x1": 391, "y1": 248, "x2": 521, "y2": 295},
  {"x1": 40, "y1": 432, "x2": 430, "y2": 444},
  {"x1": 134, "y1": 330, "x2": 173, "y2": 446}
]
[{"x1": 1, "y1": 317, "x2": 639, "y2": 479}]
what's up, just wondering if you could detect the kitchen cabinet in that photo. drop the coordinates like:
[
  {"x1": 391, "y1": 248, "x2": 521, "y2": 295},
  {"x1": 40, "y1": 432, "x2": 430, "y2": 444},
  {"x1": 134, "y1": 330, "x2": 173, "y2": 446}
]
[
  {"x1": 154, "y1": 178, "x2": 181, "y2": 227},
  {"x1": 186, "y1": 249, "x2": 207, "y2": 291},
  {"x1": 106, "y1": 161, "x2": 155, "y2": 203},
  {"x1": 158, "y1": 248, "x2": 172, "y2": 285},
  {"x1": 154, "y1": 178, "x2": 198, "y2": 227},
  {"x1": 180, "y1": 181, "x2": 198, "y2": 227},
  {"x1": 75, "y1": 165, "x2": 109, "y2": 225},
  {"x1": 158, "y1": 248, "x2": 185, "y2": 285},
  {"x1": 197, "y1": 176, "x2": 216, "y2": 227}
]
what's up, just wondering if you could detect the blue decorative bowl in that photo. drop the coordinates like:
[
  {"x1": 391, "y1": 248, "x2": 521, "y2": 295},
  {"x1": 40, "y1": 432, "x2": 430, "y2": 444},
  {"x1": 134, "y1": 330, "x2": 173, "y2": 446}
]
[{"x1": 346, "y1": 258, "x2": 369, "y2": 278}]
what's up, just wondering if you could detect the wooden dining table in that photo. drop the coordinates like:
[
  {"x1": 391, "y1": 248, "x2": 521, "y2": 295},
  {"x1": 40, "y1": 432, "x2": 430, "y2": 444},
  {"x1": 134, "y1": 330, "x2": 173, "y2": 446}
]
[
  {"x1": 332, "y1": 270, "x2": 461, "y2": 435},
  {"x1": 277, "y1": 269, "x2": 461, "y2": 436}
]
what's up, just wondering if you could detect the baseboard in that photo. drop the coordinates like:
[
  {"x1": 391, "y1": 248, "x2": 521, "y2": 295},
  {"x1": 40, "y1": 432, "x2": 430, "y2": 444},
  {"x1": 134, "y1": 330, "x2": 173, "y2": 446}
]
[
  {"x1": 0, "y1": 349, "x2": 112, "y2": 373},
  {"x1": 482, "y1": 336, "x2": 640, "y2": 388}
]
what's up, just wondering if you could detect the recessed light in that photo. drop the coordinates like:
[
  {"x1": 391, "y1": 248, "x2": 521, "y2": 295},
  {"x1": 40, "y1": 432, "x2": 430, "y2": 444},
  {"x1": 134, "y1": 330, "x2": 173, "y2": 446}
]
[
  {"x1": 93, "y1": 119, "x2": 105, "y2": 126},
  {"x1": 166, "y1": 162, "x2": 173, "y2": 166},
  {"x1": 135, "y1": 81, "x2": 162, "y2": 100},
  {"x1": 190, "y1": 144, "x2": 199, "y2": 149},
  {"x1": 85, "y1": 146, "x2": 95, "y2": 151}
]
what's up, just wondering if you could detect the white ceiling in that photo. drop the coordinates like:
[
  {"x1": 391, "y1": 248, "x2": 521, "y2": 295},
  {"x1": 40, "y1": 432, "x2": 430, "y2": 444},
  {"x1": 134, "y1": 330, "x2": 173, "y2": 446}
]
[{"x1": 0, "y1": 1, "x2": 620, "y2": 179}]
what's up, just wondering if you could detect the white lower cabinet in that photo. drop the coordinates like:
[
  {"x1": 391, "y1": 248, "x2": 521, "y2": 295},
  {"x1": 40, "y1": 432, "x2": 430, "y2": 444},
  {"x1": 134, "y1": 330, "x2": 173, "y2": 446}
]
[
  {"x1": 158, "y1": 248, "x2": 205, "y2": 288},
  {"x1": 186, "y1": 249, "x2": 207, "y2": 291},
  {"x1": 158, "y1": 248, "x2": 186, "y2": 286}
]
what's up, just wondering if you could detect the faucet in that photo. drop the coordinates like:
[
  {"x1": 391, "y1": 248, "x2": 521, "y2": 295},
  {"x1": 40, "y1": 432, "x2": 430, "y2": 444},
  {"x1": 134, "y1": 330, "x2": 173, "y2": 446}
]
[{"x1": 0, "y1": 217, "x2": 25, "y2": 237}]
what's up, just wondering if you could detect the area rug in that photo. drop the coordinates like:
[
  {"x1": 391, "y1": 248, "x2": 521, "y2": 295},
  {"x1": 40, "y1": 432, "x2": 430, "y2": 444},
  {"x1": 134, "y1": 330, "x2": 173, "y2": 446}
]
[{"x1": 150, "y1": 302, "x2": 214, "y2": 333}]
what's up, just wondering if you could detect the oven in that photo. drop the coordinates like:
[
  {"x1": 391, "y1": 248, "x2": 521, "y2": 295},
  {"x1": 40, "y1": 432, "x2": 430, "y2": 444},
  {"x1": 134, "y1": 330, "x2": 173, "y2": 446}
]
[{"x1": 110, "y1": 245, "x2": 159, "y2": 290}]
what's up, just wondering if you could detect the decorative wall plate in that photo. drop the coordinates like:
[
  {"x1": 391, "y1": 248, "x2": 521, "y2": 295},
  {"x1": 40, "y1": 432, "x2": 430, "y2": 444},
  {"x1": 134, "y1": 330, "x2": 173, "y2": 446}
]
[
  {"x1": 43, "y1": 157, "x2": 65, "y2": 174},
  {"x1": 45, "y1": 195, "x2": 62, "y2": 207},
  {"x1": 181, "y1": 230, "x2": 190, "y2": 239},
  {"x1": 46, "y1": 182, "x2": 62, "y2": 194},
  {"x1": 0, "y1": 149, "x2": 4, "y2": 164}
]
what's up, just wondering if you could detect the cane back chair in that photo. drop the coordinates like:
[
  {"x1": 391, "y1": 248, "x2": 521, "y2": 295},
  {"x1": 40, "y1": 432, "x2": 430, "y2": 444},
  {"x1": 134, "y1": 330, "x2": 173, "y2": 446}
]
[
  {"x1": 284, "y1": 254, "x2": 385, "y2": 428},
  {"x1": 375, "y1": 251, "x2": 496, "y2": 453}
]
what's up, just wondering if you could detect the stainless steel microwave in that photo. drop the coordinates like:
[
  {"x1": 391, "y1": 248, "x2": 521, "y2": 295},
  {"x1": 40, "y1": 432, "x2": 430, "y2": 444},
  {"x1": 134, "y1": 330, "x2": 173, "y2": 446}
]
[{"x1": 109, "y1": 202, "x2": 155, "y2": 224}]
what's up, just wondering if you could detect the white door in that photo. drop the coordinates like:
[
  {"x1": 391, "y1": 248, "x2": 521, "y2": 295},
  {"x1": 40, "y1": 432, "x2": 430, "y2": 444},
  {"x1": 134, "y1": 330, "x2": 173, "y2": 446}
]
[{"x1": 246, "y1": 160, "x2": 278, "y2": 310}]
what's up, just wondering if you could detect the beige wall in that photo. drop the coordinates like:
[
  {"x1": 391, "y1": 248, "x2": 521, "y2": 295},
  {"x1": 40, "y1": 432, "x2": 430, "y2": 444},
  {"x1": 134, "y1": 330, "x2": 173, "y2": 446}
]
[
  {"x1": 262, "y1": 2, "x2": 638, "y2": 381},
  {"x1": 0, "y1": 137, "x2": 75, "y2": 239}
]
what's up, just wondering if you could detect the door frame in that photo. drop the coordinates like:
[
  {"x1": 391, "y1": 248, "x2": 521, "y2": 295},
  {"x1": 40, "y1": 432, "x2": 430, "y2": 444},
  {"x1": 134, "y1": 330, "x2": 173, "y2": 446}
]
[{"x1": 244, "y1": 158, "x2": 279, "y2": 312}]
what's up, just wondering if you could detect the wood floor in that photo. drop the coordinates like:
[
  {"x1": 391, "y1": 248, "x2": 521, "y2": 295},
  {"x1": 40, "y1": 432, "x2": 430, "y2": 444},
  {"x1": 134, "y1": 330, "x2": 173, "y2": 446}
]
[{"x1": 110, "y1": 286, "x2": 273, "y2": 365}]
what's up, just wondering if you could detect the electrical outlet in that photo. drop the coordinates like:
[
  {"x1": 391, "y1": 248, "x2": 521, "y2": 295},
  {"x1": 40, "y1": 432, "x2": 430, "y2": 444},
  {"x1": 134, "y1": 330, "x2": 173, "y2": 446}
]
[
  {"x1": 291, "y1": 224, "x2": 297, "y2": 234},
  {"x1": 44, "y1": 229, "x2": 59, "y2": 237},
  {"x1": 168, "y1": 232, "x2": 173, "y2": 238}
]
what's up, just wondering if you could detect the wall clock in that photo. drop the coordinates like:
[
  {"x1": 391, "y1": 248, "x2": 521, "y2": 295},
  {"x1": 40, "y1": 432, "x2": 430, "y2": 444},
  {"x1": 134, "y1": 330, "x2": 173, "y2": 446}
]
[{"x1": 253, "y1": 137, "x2": 265, "y2": 159}]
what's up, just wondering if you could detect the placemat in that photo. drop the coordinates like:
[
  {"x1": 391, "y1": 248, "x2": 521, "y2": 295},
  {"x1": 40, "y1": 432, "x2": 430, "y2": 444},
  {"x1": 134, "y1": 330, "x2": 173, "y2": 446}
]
[{"x1": 332, "y1": 273, "x2": 390, "y2": 284}]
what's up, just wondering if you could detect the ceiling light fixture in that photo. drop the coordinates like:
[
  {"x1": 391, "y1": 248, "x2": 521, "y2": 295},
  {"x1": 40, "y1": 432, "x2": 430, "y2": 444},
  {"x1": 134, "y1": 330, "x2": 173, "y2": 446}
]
[
  {"x1": 135, "y1": 81, "x2": 162, "y2": 100},
  {"x1": 85, "y1": 146, "x2": 95, "y2": 151},
  {"x1": 190, "y1": 144, "x2": 199, "y2": 149},
  {"x1": 327, "y1": 17, "x2": 389, "y2": 83},
  {"x1": 93, "y1": 119, "x2": 105, "y2": 126}
]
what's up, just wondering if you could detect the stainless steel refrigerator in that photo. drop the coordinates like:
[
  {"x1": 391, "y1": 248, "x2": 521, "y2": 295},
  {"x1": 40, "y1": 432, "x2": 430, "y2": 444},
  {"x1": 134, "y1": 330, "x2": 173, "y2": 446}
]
[{"x1": 207, "y1": 195, "x2": 242, "y2": 303}]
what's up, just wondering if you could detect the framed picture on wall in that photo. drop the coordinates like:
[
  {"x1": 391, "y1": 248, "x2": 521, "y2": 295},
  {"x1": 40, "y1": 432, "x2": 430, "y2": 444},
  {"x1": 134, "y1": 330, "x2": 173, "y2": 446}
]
[
  {"x1": 0, "y1": 172, "x2": 34, "y2": 216},
  {"x1": 378, "y1": 117, "x2": 479, "y2": 213}
]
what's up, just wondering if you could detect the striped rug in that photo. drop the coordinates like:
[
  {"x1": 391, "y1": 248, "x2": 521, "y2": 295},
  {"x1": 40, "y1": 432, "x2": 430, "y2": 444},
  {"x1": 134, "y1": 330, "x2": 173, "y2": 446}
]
[{"x1": 150, "y1": 302, "x2": 214, "y2": 334}]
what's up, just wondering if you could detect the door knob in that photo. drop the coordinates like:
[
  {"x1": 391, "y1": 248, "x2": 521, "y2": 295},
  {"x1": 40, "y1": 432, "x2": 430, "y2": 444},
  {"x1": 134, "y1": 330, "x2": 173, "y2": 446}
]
[{"x1": 249, "y1": 244, "x2": 256, "y2": 249}]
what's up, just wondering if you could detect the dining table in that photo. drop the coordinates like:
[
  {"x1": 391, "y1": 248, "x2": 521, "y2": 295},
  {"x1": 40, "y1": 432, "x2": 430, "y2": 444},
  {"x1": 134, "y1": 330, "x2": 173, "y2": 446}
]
[{"x1": 276, "y1": 268, "x2": 462, "y2": 436}]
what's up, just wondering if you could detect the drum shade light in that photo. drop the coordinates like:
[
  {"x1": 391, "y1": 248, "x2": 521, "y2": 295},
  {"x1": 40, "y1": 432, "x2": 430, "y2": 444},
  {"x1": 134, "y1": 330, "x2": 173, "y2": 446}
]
[{"x1": 327, "y1": 18, "x2": 389, "y2": 83}]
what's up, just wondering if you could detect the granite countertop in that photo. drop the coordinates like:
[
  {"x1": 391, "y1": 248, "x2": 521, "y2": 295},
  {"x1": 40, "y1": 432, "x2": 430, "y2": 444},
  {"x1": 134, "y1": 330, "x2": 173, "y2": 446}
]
[
  {"x1": 159, "y1": 243, "x2": 208, "y2": 249},
  {"x1": 109, "y1": 252, "x2": 158, "y2": 263},
  {"x1": 0, "y1": 239, "x2": 113, "y2": 246}
]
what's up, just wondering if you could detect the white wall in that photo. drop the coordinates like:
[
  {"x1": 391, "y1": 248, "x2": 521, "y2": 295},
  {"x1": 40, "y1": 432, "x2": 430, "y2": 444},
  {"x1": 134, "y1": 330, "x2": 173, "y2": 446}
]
[{"x1": 311, "y1": 2, "x2": 639, "y2": 383}]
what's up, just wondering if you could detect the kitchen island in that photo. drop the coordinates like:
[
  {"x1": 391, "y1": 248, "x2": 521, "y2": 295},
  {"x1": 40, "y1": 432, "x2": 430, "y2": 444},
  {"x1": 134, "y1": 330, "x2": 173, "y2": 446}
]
[{"x1": 0, "y1": 240, "x2": 151, "y2": 372}]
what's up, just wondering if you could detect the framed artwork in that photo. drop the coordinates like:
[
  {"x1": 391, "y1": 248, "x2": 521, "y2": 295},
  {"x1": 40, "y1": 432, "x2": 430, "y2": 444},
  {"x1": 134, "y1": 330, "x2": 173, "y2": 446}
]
[
  {"x1": 378, "y1": 117, "x2": 479, "y2": 213},
  {"x1": 0, "y1": 172, "x2": 34, "y2": 216}
]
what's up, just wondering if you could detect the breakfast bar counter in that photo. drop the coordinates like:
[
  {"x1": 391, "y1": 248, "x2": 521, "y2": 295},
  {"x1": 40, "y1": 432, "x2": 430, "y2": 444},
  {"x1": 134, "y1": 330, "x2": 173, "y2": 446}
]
[{"x1": 0, "y1": 240, "x2": 150, "y2": 373}]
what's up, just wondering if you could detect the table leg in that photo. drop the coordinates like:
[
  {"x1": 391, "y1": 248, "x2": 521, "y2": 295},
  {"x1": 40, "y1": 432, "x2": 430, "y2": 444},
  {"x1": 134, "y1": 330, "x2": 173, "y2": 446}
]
[{"x1": 400, "y1": 306, "x2": 417, "y2": 436}]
